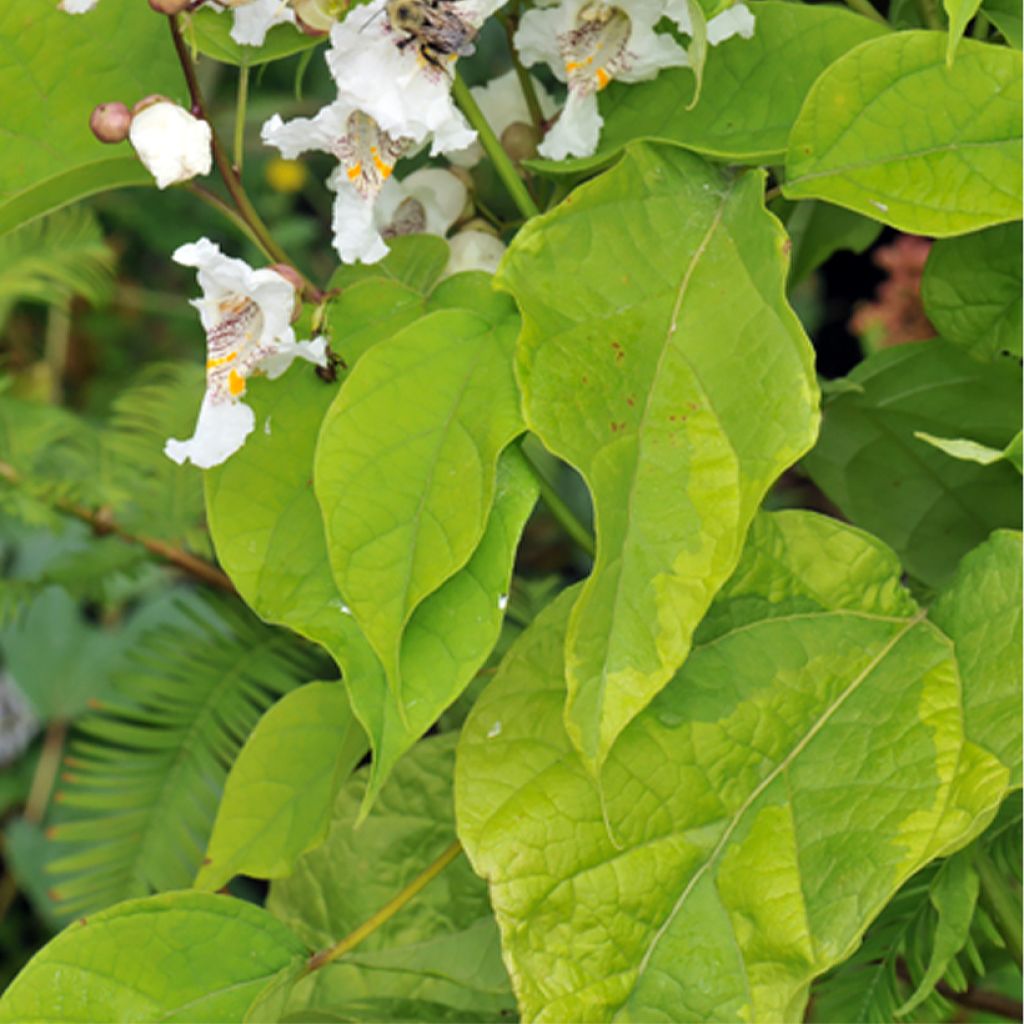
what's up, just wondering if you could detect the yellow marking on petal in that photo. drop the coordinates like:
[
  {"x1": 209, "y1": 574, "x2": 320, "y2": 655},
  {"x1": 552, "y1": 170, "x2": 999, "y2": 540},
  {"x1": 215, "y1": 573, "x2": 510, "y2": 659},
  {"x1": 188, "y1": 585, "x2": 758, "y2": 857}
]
[
  {"x1": 206, "y1": 351, "x2": 239, "y2": 369},
  {"x1": 228, "y1": 369, "x2": 246, "y2": 397},
  {"x1": 373, "y1": 154, "x2": 393, "y2": 177},
  {"x1": 596, "y1": 67, "x2": 612, "y2": 89},
  {"x1": 347, "y1": 163, "x2": 363, "y2": 181}
]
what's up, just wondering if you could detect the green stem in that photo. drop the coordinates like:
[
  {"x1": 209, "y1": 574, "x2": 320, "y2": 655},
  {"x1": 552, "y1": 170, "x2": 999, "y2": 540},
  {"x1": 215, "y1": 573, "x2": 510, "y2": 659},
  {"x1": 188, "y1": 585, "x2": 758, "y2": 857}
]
[
  {"x1": 976, "y1": 850, "x2": 1023, "y2": 969},
  {"x1": 185, "y1": 183, "x2": 271, "y2": 259},
  {"x1": 519, "y1": 443, "x2": 596, "y2": 559},
  {"x1": 502, "y1": 14, "x2": 545, "y2": 132},
  {"x1": 971, "y1": 10, "x2": 990, "y2": 37},
  {"x1": 839, "y1": 0, "x2": 889, "y2": 24},
  {"x1": 167, "y1": 14, "x2": 323, "y2": 301},
  {"x1": 234, "y1": 63, "x2": 250, "y2": 174},
  {"x1": 452, "y1": 72, "x2": 540, "y2": 221},
  {"x1": 305, "y1": 841, "x2": 463, "y2": 973},
  {"x1": 913, "y1": 0, "x2": 943, "y2": 29}
]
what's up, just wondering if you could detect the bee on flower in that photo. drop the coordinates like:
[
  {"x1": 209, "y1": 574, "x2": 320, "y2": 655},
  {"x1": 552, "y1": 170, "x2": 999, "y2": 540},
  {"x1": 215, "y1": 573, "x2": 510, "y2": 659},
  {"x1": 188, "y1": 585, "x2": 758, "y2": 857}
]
[
  {"x1": 165, "y1": 239, "x2": 327, "y2": 468},
  {"x1": 325, "y1": 0, "x2": 505, "y2": 154}
]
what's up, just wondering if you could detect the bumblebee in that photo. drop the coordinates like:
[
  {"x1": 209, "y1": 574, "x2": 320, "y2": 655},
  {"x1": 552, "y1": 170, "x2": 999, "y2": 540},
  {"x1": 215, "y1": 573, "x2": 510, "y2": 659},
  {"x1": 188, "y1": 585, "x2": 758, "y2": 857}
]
[{"x1": 384, "y1": 0, "x2": 478, "y2": 70}]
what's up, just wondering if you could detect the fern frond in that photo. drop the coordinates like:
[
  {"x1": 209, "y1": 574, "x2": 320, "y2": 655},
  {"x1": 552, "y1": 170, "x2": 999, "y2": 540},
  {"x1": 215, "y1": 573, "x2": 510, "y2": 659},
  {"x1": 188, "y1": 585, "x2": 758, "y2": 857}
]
[
  {"x1": 100, "y1": 362, "x2": 208, "y2": 554},
  {"x1": 811, "y1": 794, "x2": 1023, "y2": 1022},
  {"x1": 0, "y1": 208, "x2": 116, "y2": 329},
  {"x1": 45, "y1": 598, "x2": 322, "y2": 918}
]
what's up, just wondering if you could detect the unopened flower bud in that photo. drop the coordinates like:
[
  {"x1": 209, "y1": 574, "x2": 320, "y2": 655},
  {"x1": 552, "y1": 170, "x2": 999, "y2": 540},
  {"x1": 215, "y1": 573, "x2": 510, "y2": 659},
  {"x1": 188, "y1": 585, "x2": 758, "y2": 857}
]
[
  {"x1": 460, "y1": 218, "x2": 498, "y2": 237},
  {"x1": 444, "y1": 229, "x2": 507, "y2": 278},
  {"x1": 89, "y1": 102, "x2": 131, "y2": 144},
  {"x1": 500, "y1": 122, "x2": 540, "y2": 164},
  {"x1": 148, "y1": 0, "x2": 191, "y2": 12},
  {"x1": 129, "y1": 99, "x2": 213, "y2": 190},
  {"x1": 291, "y1": 0, "x2": 343, "y2": 33}
]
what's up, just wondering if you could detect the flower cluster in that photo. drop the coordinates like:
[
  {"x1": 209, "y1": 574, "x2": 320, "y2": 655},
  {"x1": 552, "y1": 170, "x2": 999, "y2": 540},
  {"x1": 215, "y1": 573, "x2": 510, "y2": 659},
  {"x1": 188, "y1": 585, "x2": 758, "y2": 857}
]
[{"x1": 66, "y1": 0, "x2": 756, "y2": 465}]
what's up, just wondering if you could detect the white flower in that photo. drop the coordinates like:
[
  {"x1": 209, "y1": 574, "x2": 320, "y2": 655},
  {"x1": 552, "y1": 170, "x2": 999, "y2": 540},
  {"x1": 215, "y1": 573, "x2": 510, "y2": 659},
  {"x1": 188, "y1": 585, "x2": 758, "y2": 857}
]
[
  {"x1": 129, "y1": 101, "x2": 213, "y2": 190},
  {"x1": 212, "y1": 0, "x2": 297, "y2": 46},
  {"x1": 263, "y1": 104, "x2": 466, "y2": 263},
  {"x1": 325, "y1": 0, "x2": 501, "y2": 155},
  {"x1": 58, "y1": 0, "x2": 98, "y2": 12},
  {"x1": 447, "y1": 69, "x2": 558, "y2": 168},
  {"x1": 443, "y1": 229, "x2": 506, "y2": 277},
  {"x1": 377, "y1": 167, "x2": 467, "y2": 239},
  {"x1": 165, "y1": 239, "x2": 327, "y2": 468},
  {"x1": 515, "y1": 0, "x2": 754, "y2": 160}
]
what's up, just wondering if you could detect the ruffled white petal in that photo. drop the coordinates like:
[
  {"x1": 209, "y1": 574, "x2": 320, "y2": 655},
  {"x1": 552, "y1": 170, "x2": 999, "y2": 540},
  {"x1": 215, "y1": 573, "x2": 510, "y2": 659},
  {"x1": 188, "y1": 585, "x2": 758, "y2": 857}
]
[
  {"x1": 129, "y1": 103, "x2": 212, "y2": 190},
  {"x1": 330, "y1": 181, "x2": 389, "y2": 263},
  {"x1": 226, "y1": 0, "x2": 296, "y2": 45},
  {"x1": 327, "y1": 0, "x2": 476, "y2": 154},
  {"x1": 260, "y1": 335, "x2": 329, "y2": 379},
  {"x1": 59, "y1": 0, "x2": 98, "y2": 11},
  {"x1": 707, "y1": 1, "x2": 755, "y2": 43},
  {"x1": 513, "y1": 6, "x2": 565, "y2": 79},
  {"x1": 173, "y1": 238, "x2": 296, "y2": 349},
  {"x1": 538, "y1": 91, "x2": 602, "y2": 160},
  {"x1": 165, "y1": 395, "x2": 256, "y2": 469},
  {"x1": 261, "y1": 105, "x2": 351, "y2": 159},
  {"x1": 666, "y1": 0, "x2": 755, "y2": 42},
  {"x1": 444, "y1": 231, "x2": 507, "y2": 277}
]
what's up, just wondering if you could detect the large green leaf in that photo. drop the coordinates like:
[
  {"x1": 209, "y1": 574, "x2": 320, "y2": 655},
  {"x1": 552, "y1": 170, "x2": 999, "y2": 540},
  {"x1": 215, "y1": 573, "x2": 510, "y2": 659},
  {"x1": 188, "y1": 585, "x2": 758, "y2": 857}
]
[
  {"x1": 528, "y1": 2, "x2": 887, "y2": 176},
  {"x1": 455, "y1": 511, "x2": 1015, "y2": 1022},
  {"x1": 314, "y1": 302, "x2": 524, "y2": 700},
  {"x1": 931, "y1": 530, "x2": 1022, "y2": 786},
  {"x1": 983, "y1": 0, "x2": 1023, "y2": 46},
  {"x1": 0, "y1": 0, "x2": 179, "y2": 232},
  {"x1": 268, "y1": 734, "x2": 514, "y2": 1021},
  {"x1": 802, "y1": 339, "x2": 1021, "y2": 587},
  {"x1": 0, "y1": 891, "x2": 307, "y2": 1023},
  {"x1": 921, "y1": 222, "x2": 1023, "y2": 360},
  {"x1": 0, "y1": 159, "x2": 150, "y2": 239},
  {"x1": 206, "y1": 332, "x2": 534, "y2": 811},
  {"x1": 324, "y1": 237, "x2": 452, "y2": 368},
  {"x1": 196, "y1": 682, "x2": 369, "y2": 891},
  {"x1": 499, "y1": 142, "x2": 818, "y2": 770},
  {"x1": 784, "y1": 33, "x2": 1022, "y2": 236}
]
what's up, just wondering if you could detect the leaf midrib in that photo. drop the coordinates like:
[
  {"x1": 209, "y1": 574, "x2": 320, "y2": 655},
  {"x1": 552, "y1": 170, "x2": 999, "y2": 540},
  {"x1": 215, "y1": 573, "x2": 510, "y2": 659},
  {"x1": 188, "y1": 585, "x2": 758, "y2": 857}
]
[{"x1": 619, "y1": 607, "x2": 928, "y2": 1012}]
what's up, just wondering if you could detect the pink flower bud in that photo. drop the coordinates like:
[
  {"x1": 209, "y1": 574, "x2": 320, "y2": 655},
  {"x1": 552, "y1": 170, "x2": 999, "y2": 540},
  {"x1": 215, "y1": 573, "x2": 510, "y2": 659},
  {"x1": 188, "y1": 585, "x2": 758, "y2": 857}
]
[
  {"x1": 89, "y1": 102, "x2": 132, "y2": 144},
  {"x1": 148, "y1": 0, "x2": 192, "y2": 12}
]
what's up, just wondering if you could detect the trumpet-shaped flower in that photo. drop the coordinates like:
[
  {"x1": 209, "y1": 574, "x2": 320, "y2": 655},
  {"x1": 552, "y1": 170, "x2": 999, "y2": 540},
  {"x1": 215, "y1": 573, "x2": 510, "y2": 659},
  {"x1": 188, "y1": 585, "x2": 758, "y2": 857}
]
[
  {"x1": 263, "y1": 105, "x2": 466, "y2": 262},
  {"x1": 515, "y1": 0, "x2": 754, "y2": 160},
  {"x1": 165, "y1": 239, "x2": 327, "y2": 468},
  {"x1": 325, "y1": 0, "x2": 502, "y2": 155},
  {"x1": 130, "y1": 100, "x2": 213, "y2": 190}
]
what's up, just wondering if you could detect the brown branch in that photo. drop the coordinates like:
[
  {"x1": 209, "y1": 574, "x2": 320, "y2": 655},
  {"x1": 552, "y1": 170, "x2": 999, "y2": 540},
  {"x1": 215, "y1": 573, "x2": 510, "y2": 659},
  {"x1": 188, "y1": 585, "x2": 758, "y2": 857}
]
[
  {"x1": 897, "y1": 959, "x2": 1023, "y2": 1021},
  {"x1": 166, "y1": 15, "x2": 324, "y2": 303},
  {"x1": 0, "y1": 459, "x2": 235, "y2": 593}
]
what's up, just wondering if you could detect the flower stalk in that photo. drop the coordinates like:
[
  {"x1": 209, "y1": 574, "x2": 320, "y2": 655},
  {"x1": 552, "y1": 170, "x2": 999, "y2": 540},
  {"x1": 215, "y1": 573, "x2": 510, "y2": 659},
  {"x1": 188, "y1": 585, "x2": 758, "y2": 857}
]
[
  {"x1": 167, "y1": 13, "x2": 322, "y2": 301},
  {"x1": 305, "y1": 840, "x2": 464, "y2": 973},
  {"x1": 453, "y1": 72, "x2": 540, "y2": 221}
]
